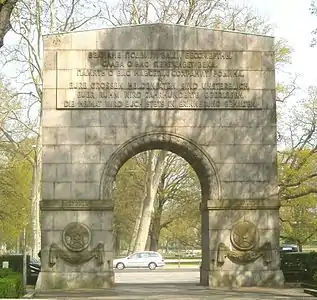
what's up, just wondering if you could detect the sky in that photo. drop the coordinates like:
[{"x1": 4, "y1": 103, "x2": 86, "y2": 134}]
[{"x1": 237, "y1": 0, "x2": 316, "y2": 97}]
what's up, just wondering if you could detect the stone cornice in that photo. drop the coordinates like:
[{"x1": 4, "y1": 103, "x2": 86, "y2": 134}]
[{"x1": 40, "y1": 199, "x2": 113, "y2": 211}]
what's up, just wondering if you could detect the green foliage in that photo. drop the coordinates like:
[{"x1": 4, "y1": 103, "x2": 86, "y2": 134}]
[
  {"x1": 279, "y1": 151, "x2": 317, "y2": 246},
  {"x1": 114, "y1": 157, "x2": 145, "y2": 246},
  {"x1": 114, "y1": 151, "x2": 201, "y2": 251},
  {"x1": 156, "y1": 154, "x2": 201, "y2": 247},
  {"x1": 274, "y1": 39, "x2": 292, "y2": 67},
  {"x1": 0, "y1": 144, "x2": 33, "y2": 247},
  {"x1": 278, "y1": 87, "x2": 317, "y2": 245},
  {"x1": 0, "y1": 269, "x2": 23, "y2": 298}
]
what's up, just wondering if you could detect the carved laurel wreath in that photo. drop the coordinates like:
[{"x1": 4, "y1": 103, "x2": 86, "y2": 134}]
[
  {"x1": 217, "y1": 242, "x2": 272, "y2": 265},
  {"x1": 217, "y1": 220, "x2": 272, "y2": 265},
  {"x1": 49, "y1": 222, "x2": 104, "y2": 266},
  {"x1": 49, "y1": 242, "x2": 104, "y2": 266}
]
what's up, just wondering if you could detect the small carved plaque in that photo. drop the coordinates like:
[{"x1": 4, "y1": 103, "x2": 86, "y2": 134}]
[
  {"x1": 62, "y1": 222, "x2": 91, "y2": 252},
  {"x1": 230, "y1": 221, "x2": 259, "y2": 251}
]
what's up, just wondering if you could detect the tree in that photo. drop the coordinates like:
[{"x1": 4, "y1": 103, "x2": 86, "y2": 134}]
[
  {"x1": 278, "y1": 87, "x2": 317, "y2": 202},
  {"x1": 0, "y1": 0, "x2": 18, "y2": 48},
  {"x1": 132, "y1": 150, "x2": 167, "y2": 252},
  {"x1": 114, "y1": 157, "x2": 145, "y2": 254},
  {"x1": 0, "y1": 0, "x2": 109, "y2": 256},
  {"x1": 280, "y1": 195, "x2": 317, "y2": 251},
  {"x1": 148, "y1": 153, "x2": 200, "y2": 251},
  {"x1": 114, "y1": 151, "x2": 201, "y2": 253},
  {"x1": 0, "y1": 144, "x2": 33, "y2": 251},
  {"x1": 278, "y1": 87, "x2": 317, "y2": 248}
]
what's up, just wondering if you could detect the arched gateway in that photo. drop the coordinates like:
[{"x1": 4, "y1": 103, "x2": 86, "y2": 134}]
[{"x1": 38, "y1": 24, "x2": 284, "y2": 290}]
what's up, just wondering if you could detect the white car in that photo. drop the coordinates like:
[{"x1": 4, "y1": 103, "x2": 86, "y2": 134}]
[{"x1": 113, "y1": 251, "x2": 165, "y2": 270}]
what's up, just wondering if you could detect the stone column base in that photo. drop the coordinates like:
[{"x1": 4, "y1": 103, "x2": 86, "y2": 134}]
[
  {"x1": 209, "y1": 270, "x2": 285, "y2": 288},
  {"x1": 35, "y1": 271, "x2": 114, "y2": 291}
]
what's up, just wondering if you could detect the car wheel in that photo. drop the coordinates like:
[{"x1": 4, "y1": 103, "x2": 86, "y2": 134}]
[
  {"x1": 116, "y1": 262, "x2": 125, "y2": 270},
  {"x1": 148, "y1": 262, "x2": 157, "y2": 270}
]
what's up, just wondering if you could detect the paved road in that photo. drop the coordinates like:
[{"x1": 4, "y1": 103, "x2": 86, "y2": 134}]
[
  {"x1": 115, "y1": 268, "x2": 200, "y2": 283},
  {"x1": 34, "y1": 269, "x2": 312, "y2": 299},
  {"x1": 116, "y1": 267, "x2": 198, "y2": 273}
]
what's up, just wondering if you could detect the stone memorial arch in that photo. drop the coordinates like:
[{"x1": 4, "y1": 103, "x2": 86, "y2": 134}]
[{"x1": 38, "y1": 24, "x2": 284, "y2": 290}]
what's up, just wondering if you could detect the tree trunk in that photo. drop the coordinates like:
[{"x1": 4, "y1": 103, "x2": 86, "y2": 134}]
[
  {"x1": 133, "y1": 193, "x2": 154, "y2": 251},
  {"x1": 133, "y1": 151, "x2": 167, "y2": 252},
  {"x1": 114, "y1": 230, "x2": 120, "y2": 256},
  {"x1": 149, "y1": 171, "x2": 166, "y2": 252},
  {"x1": 16, "y1": 236, "x2": 20, "y2": 253},
  {"x1": 145, "y1": 234, "x2": 151, "y2": 250},
  {"x1": 31, "y1": 137, "x2": 42, "y2": 257},
  {"x1": 297, "y1": 240, "x2": 303, "y2": 252},
  {"x1": 0, "y1": 0, "x2": 18, "y2": 48},
  {"x1": 128, "y1": 194, "x2": 145, "y2": 254},
  {"x1": 149, "y1": 207, "x2": 163, "y2": 251}
]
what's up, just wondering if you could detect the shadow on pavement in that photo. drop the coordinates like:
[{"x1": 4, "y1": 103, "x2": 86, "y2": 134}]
[{"x1": 34, "y1": 282, "x2": 312, "y2": 299}]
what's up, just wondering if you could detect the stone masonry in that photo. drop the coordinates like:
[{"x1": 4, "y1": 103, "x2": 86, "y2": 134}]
[{"x1": 37, "y1": 24, "x2": 284, "y2": 290}]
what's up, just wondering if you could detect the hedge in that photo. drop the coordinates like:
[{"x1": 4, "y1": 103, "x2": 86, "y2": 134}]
[
  {"x1": 281, "y1": 252, "x2": 317, "y2": 283},
  {"x1": 0, "y1": 268, "x2": 24, "y2": 298}
]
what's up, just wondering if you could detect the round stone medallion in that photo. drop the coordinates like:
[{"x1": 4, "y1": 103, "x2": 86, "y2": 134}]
[
  {"x1": 62, "y1": 222, "x2": 91, "y2": 252},
  {"x1": 230, "y1": 221, "x2": 259, "y2": 251}
]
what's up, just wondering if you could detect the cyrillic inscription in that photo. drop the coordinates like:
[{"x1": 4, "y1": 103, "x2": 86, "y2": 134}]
[{"x1": 57, "y1": 50, "x2": 263, "y2": 110}]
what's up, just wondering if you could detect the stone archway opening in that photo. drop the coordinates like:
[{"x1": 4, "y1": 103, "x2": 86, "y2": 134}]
[
  {"x1": 112, "y1": 149, "x2": 202, "y2": 282},
  {"x1": 100, "y1": 132, "x2": 220, "y2": 204},
  {"x1": 100, "y1": 132, "x2": 221, "y2": 286}
]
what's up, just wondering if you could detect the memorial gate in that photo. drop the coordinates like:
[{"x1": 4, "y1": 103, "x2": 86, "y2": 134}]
[{"x1": 38, "y1": 24, "x2": 284, "y2": 290}]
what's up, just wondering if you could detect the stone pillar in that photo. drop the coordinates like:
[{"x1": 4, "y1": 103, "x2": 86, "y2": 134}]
[
  {"x1": 206, "y1": 200, "x2": 284, "y2": 287},
  {"x1": 36, "y1": 201, "x2": 114, "y2": 290}
]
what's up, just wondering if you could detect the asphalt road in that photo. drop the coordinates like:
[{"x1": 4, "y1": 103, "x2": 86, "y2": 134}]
[
  {"x1": 115, "y1": 267, "x2": 197, "y2": 273},
  {"x1": 115, "y1": 268, "x2": 200, "y2": 284}
]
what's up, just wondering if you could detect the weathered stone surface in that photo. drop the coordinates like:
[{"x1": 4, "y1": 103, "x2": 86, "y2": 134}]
[
  {"x1": 42, "y1": 127, "x2": 57, "y2": 145},
  {"x1": 234, "y1": 127, "x2": 263, "y2": 145},
  {"x1": 36, "y1": 271, "x2": 114, "y2": 290},
  {"x1": 247, "y1": 34, "x2": 274, "y2": 51},
  {"x1": 71, "y1": 145, "x2": 101, "y2": 163},
  {"x1": 52, "y1": 211, "x2": 78, "y2": 230},
  {"x1": 42, "y1": 89, "x2": 58, "y2": 109},
  {"x1": 209, "y1": 270, "x2": 284, "y2": 288},
  {"x1": 40, "y1": 24, "x2": 281, "y2": 290},
  {"x1": 54, "y1": 182, "x2": 72, "y2": 199},
  {"x1": 57, "y1": 127, "x2": 86, "y2": 144},
  {"x1": 71, "y1": 182, "x2": 100, "y2": 199},
  {"x1": 77, "y1": 211, "x2": 113, "y2": 230},
  {"x1": 42, "y1": 110, "x2": 71, "y2": 127},
  {"x1": 71, "y1": 111, "x2": 100, "y2": 127},
  {"x1": 42, "y1": 164, "x2": 57, "y2": 181},
  {"x1": 41, "y1": 182, "x2": 54, "y2": 199},
  {"x1": 215, "y1": 163, "x2": 235, "y2": 181}
]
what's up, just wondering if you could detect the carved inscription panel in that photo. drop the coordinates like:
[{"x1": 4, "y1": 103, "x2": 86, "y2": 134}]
[{"x1": 54, "y1": 50, "x2": 270, "y2": 110}]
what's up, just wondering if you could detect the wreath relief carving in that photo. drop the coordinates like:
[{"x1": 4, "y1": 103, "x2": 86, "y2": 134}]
[
  {"x1": 63, "y1": 222, "x2": 91, "y2": 252},
  {"x1": 217, "y1": 221, "x2": 272, "y2": 265},
  {"x1": 49, "y1": 222, "x2": 104, "y2": 266}
]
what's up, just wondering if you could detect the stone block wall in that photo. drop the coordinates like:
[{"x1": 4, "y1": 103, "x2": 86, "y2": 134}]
[{"x1": 39, "y1": 24, "x2": 283, "y2": 290}]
